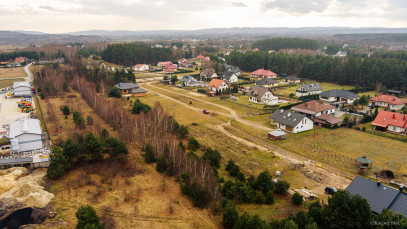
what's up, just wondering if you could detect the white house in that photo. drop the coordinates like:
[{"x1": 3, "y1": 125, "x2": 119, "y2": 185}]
[
  {"x1": 200, "y1": 69, "x2": 217, "y2": 81},
  {"x1": 369, "y1": 94, "x2": 406, "y2": 111},
  {"x1": 133, "y1": 64, "x2": 149, "y2": 71},
  {"x1": 296, "y1": 83, "x2": 323, "y2": 97},
  {"x1": 270, "y1": 109, "x2": 314, "y2": 133},
  {"x1": 319, "y1": 89, "x2": 359, "y2": 104},
  {"x1": 13, "y1": 81, "x2": 31, "y2": 97},
  {"x1": 248, "y1": 86, "x2": 279, "y2": 105},
  {"x1": 9, "y1": 118, "x2": 43, "y2": 153},
  {"x1": 223, "y1": 71, "x2": 239, "y2": 83},
  {"x1": 180, "y1": 75, "x2": 199, "y2": 87},
  {"x1": 208, "y1": 79, "x2": 228, "y2": 92}
]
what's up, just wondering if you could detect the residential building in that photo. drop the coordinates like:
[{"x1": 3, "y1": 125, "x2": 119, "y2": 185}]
[
  {"x1": 224, "y1": 64, "x2": 241, "y2": 76},
  {"x1": 248, "y1": 86, "x2": 279, "y2": 105},
  {"x1": 14, "y1": 57, "x2": 26, "y2": 64},
  {"x1": 333, "y1": 51, "x2": 347, "y2": 57},
  {"x1": 196, "y1": 54, "x2": 205, "y2": 60},
  {"x1": 372, "y1": 111, "x2": 407, "y2": 133},
  {"x1": 6, "y1": 62, "x2": 21, "y2": 68},
  {"x1": 208, "y1": 79, "x2": 228, "y2": 92},
  {"x1": 163, "y1": 64, "x2": 177, "y2": 72},
  {"x1": 157, "y1": 61, "x2": 172, "y2": 68},
  {"x1": 388, "y1": 89, "x2": 406, "y2": 96},
  {"x1": 319, "y1": 89, "x2": 359, "y2": 104},
  {"x1": 291, "y1": 100, "x2": 336, "y2": 118},
  {"x1": 370, "y1": 94, "x2": 406, "y2": 111},
  {"x1": 131, "y1": 88, "x2": 147, "y2": 97},
  {"x1": 223, "y1": 71, "x2": 239, "y2": 83},
  {"x1": 284, "y1": 76, "x2": 301, "y2": 84},
  {"x1": 256, "y1": 78, "x2": 279, "y2": 87},
  {"x1": 9, "y1": 118, "x2": 43, "y2": 153},
  {"x1": 270, "y1": 109, "x2": 314, "y2": 133},
  {"x1": 133, "y1": 64, "x2": 149, "y2": 71},
  {"x1": 36, "y1": 60, "x2": 51, "y2": 65},
  {"x1": 296, "y1": 83, "x2": 323, "y2": 97},
  {"x1": 114, "y1": 82, "x2": 139, "y2": 94},
  {"x1": 200, "y1": 69, "x2": 217, "y2": 80},
  {"x1": 346, "y1": 176, "x2": 407, "y2": 216},
  {"x1": 13, "y1": 81, "x2": 31, "y2": 97},
  {"x1": 250, "y1": 69, "x2": 277, "y2": 78},
  {"x1": 180, "y1": 75, "x2": 199, "y2": 87},
  {"x1": 314, "y1": 114, "x2": 343, "y2": 127}
]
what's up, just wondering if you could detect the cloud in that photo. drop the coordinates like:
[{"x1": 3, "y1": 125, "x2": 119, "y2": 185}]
[
  {"x1": 39, "y1": 5, "x2": 54, "y2": 10},
  {"x1": 232, "y1": 2, "x2": 248, "y2": 7},
  {"x1": 261, "y1": 0, "x2": 331, "y2": 14}
]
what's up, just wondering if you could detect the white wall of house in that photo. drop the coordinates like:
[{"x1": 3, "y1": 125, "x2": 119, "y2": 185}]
[
  {"x1": 14, "y1": 87, "x2": 31, "y2": 97},
  {"x1": 134, "y1": 65, "x2": 149, "y2": 71},
  {"x1": 320, "y1": 96, "x2": 336, "y2": 102},
  {"x1": 371, "y1": 101, "x2": 405, "y2": 110},
  {"x1": 296, "y1": 90, "x2": 321, "y2": 97},
  {"x1": 292, "y1": 117, "x2": 314, "y2": 133},
  {"x1": 387, "y1": 125, "x2": 407, "y2": 133},
  {"x1": 15, "y1": 133, "x2": 43, "y2": 152},
  {"x1": 314, "y1": 108, "x2": 335, "y2": 116},
  {"x1": 226, "y1": 74, "x2": 238, "y2": 83},
  {"x1": 210, "y1": 82, "x2": 228, "y2": 92},
  {"x1": 261, "y1": 92, "x2": 279, "y2": 105}
]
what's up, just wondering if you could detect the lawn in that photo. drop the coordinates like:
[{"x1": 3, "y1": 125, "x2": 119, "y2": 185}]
[
  {"x1": 273, "y1": 81, "x2": 355, "y2": 97},
  {"x1": 0, "y1": 67, "x2": 26, "y2": 79},
  {"x1": 0, "y1": 78, "x2": 24, "y2": 89},
  {"x1": 274, "y1": 127, "x2": 407, "y2": 179}
]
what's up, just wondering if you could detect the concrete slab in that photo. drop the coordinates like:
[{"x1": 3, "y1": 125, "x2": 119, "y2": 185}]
[{"x1": 0, "y1": 96, "x2": 31, "y2": 128}]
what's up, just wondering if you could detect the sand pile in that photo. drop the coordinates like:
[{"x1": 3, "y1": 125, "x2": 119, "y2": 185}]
[
  {"x1": 0, "y1": 168, "x2": 29, "y2": 194},
  {"x1": 0, "y1": 168, "x2": 53, "y2": 208}
]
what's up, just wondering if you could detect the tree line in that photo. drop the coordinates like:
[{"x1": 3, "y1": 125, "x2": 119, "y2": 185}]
[
  {"x1": 252, "y1": 38, "x2": 320, "y2": 51},
  {"x1": 0, "y1": 50, "x2": 38, "y2": 61},
  {"x1": 226, "y1": 51, "x2": 407, "y2": 90}
]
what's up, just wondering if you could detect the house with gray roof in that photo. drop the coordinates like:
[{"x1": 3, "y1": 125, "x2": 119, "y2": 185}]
[
  {"x1": 256, "y1": 78, "x2": 279, "y2": 87},
  {"x1": 248, "y1": 86, "x2": 279, "y2": 105},
  {"x1": 222, "y1": 71, "x2": 239, "y2": 83},
  {"x1": 131, "y1": 88, "x2": 147, "y2": 97},
  {"x1": 224, "y1": 64, "x2": 241, "y2": 76},
  {"x1": 200, "y1": 69, "x2": 217, "y2": 81},
  {"x1": 114, "y1": 82, "x2": 139, "y2": 94},
  {"x1": 346, "y1": 176, "x2": 407, "y2": 216},
  {"x1": 180, "y1": 75, "x2": 199, "y2": 87},
  {"x1": 270, "y1": 109, "x2": 313, "y2": 133},
  {"x1": 13, "y1": 81, "x2": 31, "y2": 97},
  {"x1": 296, "y1": 83, "x2": 323, "y2": 97},
  {"x1": 284, "y1": 76, "x2": 302, "y2": 84},
  {"x1": 319, "y1": 89, "x2": 359, "y2": 104},
  {"x1": 9, "y1": 118, "x2": 43, "y2": 153}
]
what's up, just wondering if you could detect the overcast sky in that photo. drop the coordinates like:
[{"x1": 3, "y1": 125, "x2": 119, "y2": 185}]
[{"x1": 1, "y1": 0, "x2": 406, "y2": 33}]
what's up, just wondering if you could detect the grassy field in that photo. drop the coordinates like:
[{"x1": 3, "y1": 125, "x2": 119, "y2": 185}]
[
  {"x1": 275, "y1": 127, "x2": 407, "y2": 178},
  {"x1": 0, "y1": 78, "x2": 24, "y2": 88},
  {"x1": 0, "y1": 67, "x2": 26, "y2": 79},
  {"x1": 274, "y1": 82, "x2": 355, "y2": 97}
]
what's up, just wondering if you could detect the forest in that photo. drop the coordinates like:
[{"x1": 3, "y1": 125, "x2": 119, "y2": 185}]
[
  {"x1": 226, "y1": 51, "x2": 407, "y2": 90},
  {"x1": 0, "y1": 50, "x2": 38, "y2": 61},
  {"x1": 101, "y1": 43, "x2": 174, "y2": 66},
  {"x1": 252, "y1": 38, "x2": 320, "y2": 51}
]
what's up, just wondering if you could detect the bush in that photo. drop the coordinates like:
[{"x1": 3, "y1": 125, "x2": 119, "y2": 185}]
[
  {"x1": 179, "y1": 171, "x2": 210, "y2": 208},
  {"x1": 40, "y1": 92, "x2": 45, "y2": 99},
  {"x1": 131, "y1": 99, "x2": 151, "y2": 114},
  {"x1": 62, "y1": 105, "x2": 70, "y2": 115},
  {"x1": 275, "y1": 180, "x2": 290, "y2": 195},
  {"x1": 253, "y1": 170, "x2": 274, "y2": 194},
  {"x1": 178, "y1": 125, "x2": 189, "y2": 138},
  {"x1": 156, "y1": 156, "x2": 167, "y2": 173},
  {"x1": 202, "y1": 147, "x2": 221, "y2": 168},
  {"x1": 225, "y1": 159, "x2": 236, "y2": 171},
  {"x1": 235, "y1": 172, "x2": 246, "y2": 183},
  {"x1": 265, "y1": 190, "x2": 275, "y2": 205},
  {"x1": 142, "y1": 143, "x2": 156, "y2": 163},
  {"x1": 222, "y1": 203, "x2": 238, "y2": 229},
  {"x1": 254, "y1": 191, "x2": 265, "y2": 204},
  {"x1": 187, "y1": 137, "x2": 200, "y2": 151},
  {"x1": 108, "y1": 87, "x2": 122, "y2": 98},
  {"x1": 76, "y1": 205, "x2": 105, "y2": 229},
  {"x1": 229, "y1": 164, "x2": 240, "y2": 177},
  {"x1": 292, "y1": 192, "x2": 304, "y2": 205}
]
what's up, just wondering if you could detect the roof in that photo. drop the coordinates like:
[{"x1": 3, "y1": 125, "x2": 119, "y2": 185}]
[
  {"x1": 251, "y1": 69, "x2": 277, "y2": 77},
  {"x1": 268, "y1": 129, "x2": 286, "y2": 137},
  {"x1": 346, "y1": 176, "x2": 407, "y2": 215},
  {"x1": 223, "y1": 71, "x2": 238, "y2": 81},
  {"x1": 181, "y1": 75, "x2": 196, "y2": 82},
  {"x1": 319, "y1": 89, "x2": 359, "y2": 99},
  {"x1": 285, "y1": 76, "x2": 301, "y2": 81},
  {"x1": 9, "y1": 118, "x2": 42, "y2": 139},
  {"x1": 131, "y1": 88, "x2": 147, "y2": 94},
  {"x1": 208, "y1": 79, "x2": 226, "y2": 89},
  {"x1": 370, "y1": 94, "x2": 406, "y2": 105},
  {"x1": 114, "y1": 82, "x2": 139, "y2": 90},
  {"x1": 314, "y1": 114, "x2": 343, "y2": 125},
  {"x1": 291, "y1": 101, "x2": 335, "y2": 115},
  {"x1": 256, "y1": 78, "x2": 279, "y2": 85},
  {"x1": 13, "y1": 81, "x2": 30, "y2": 89},
  {"x1": 296, "y1": 83, "x2": 323, "y2": 92},
  {"x1": 0, "y1": 157, "x2": 33, "y2": 166},
  {"x1": 164, "y1": 64, "x2": 177, "y2": 69},
  {"x1": 158, "y1": 61, "x2": 172, "y2": 65},
  {"x1": 196, "y1": 55, "x2": 205, "y2": 59},
  {"x1": 249, "y1": 86, "x2": 273, "y2": 99},
  {"x1": 270, "y1": 109, "x2": 308, "y2": 127},
  {"x1": 388, "y1": 90, "x2": 405, "y2": 94},
  {"x1": 201, "y1": 69, "x2": 215, "y2": 77},
  {"x1": 355, "y1": 155, "x2": 373, "y2": 164},
  {"x1": 371, "y1": 111, "x2": 407, "y2": 128},
  {"x1": 134, "y1": 64, "x2": 148, "y2": 68},
  {"x1": 224, "y1": 64, "x2": 241, "y2": 73}
]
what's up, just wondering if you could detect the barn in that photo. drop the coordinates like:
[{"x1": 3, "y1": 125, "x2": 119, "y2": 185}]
[{"x1": 9, "y1": 118, "x2": 43, "y2": 153}]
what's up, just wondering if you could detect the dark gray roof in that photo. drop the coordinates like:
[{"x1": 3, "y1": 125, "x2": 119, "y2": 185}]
[
  {"x1": 346, "y1": 176, "x2": 407, "y2": 215},
  {"x1": 296, "y1": 83, "x2": 322, "y2": 92},
  {"x1": 224, "y1": 64, "x2": 241, "y2": 73},
  {"x1": 223, "y1": 71, "x2": 237, "y2": 81},
  {"x1": 320, "y1": 89, "x2": 359, "y2": 99},
  {"x1": 356, "y1": 155, "x2": 373, "y2": 164},
  {"x1": 388, "y1": 90, "x2": 405, "y2": 94},
  {"x1": 181, "y1": 75, "x2": 196, "y2": 82},
  {"x1": 0, "y1": 157, "x2": 33, "y2": 166},
  {"x1": 256, "y1": 78, "x2": 279, "y2": 85},
  {"x1": 131, "y1": 88, "x2": 147, "y2": 94},
  {"x1": 285, "y1": 76, "x2": 301, "y2": 81},
  {"x1": 269, "y1": 109, "x2": 308, "y2": 127},
  {"x1": 114, "y1": 82, "x2": 139, "y2": 90}
]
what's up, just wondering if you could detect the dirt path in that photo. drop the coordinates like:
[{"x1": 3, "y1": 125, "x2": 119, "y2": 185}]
[
  {"x1": 143, "y1": 82, "x2": 352, "y2": 195},
  {"x1": 144, "y1": 82, "x2": 273, "y2": 132}
]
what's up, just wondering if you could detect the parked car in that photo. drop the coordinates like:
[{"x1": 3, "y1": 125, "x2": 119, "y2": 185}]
[
  {"x1": 325, "y1": 186, "x2": 337, "y2": 195},
  {"x1": 203, "y1": 109, "x2": 209, "y2": 114}
]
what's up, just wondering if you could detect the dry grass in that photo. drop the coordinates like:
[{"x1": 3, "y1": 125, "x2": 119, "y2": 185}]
[
  {"x1": 0, "y1": 78, "x2": 23, "y2": 88},
  {"x1": 0, "y1": 67, "x2": 26, "y2": 79}
]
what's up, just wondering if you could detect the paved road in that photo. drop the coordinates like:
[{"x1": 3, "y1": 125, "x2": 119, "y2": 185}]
[{"x1": 24, "y1": 63, "x2": 33, "y2": 83}]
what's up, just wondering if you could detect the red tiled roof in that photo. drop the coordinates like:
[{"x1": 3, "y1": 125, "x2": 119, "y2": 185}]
[
  {"x1": 372, "y1": 111, "x2": 407, "y2": 128},
  {"x1": 370, "y1": 94, "x2": 406, "y2": 105},
  {"x1": 14, "y1": 57, "x2": 25, "y2": 63},
  {"x1": 250, "y1": 69, "x2": 277, "y2": 77},
  {"x1": 291, "y1": 100, "x2": 335, "y2": 115},
  {"x1": 164, "y1": 68, "x2": 175, "y2": 72},
  {"x1": 164, "y1": 64, "x2": 177, "y2": 69},
  {"x1": 208, "y1": 79, "x2": 225, "y2": 89},
  {"x1": 196, "y1": 55, "x2": 205, "y2": 59},
  {"x1": 134, "y1": 64, "x2": 145, "y2": 68},
  {"x1": 158, "y1": 61, "x2": 172, "y2": 66}
]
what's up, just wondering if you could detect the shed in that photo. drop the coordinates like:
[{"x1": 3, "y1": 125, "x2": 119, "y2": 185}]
[
  {"x1": 131, "y1": 88, "x2": 147, "y2": 97},
  {"x1": 268, "y1": 129, "x2": 287, "y2": 140},
  {"x1": 13, "y1": 81, "x2": 31, "y2": 97},
  {"x1": 9, "y1": 118, "x2": 43, "y2": 153},
  {"x1": 355, "y1": 155, "x2": 373, "y2": 175}
]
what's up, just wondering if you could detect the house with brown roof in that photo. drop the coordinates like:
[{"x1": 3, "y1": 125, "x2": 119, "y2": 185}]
[
  {"x1": 291, "y1": 100, "x2": 336, "y2": 118},
  {"x1": 157, "y1": 61, "x2": 172, "y2": 68},
  {"x1": 200, "y1": 69, "x2": 217, "y2": 81},
  {"x1": 208, "y1": 79, "x2": 228, "y2": 92},
  {"x1": 314, "y1": 114, "x2": 343, "y2": 127},
  {"x1": 372, "y1": 111, "x2": 407, "y2": 134},
  {"x1": 370, "y1": 94, "x2": 406, "y2": 111},
  {"x1": 250, "y1": 69, "x2": 278, "y2": 78},
  {"x1": 248, "y1": 86, "x2": 279, "y2": 105}
]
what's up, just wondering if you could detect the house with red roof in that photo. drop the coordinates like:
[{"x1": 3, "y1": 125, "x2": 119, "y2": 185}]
[
  {"x1": 372, "y1": 111, "x2": 407, "y2": 134},
  {"x1": 163, "y1": 64, "x2": 177, "y2": 72},
  {"x1": 370, "y1": 94, "x2": 406, "y2": 111},
  {"x1": 14, "y1": 57, "x2": 26, "y2": 64},
  {"x1": 208, "y1": 79, "x2": 228, "y2": 92},
  {"x1": 133, "y1": 64, "x2": 149, "y2": 71},
  {"x1": 196, "y1": 55, "x2": 205, "y2": 60},
  {"x1": 250, "y1": 69, "x2": 278, "y2": 78},
  {"x1": 157, "y1": 61, "x2": 172, "y2": 68}
]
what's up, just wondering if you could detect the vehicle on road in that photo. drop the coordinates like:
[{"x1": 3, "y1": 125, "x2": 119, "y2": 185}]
[
  {"x1": 203, "y1": 109, "x2": 209, "y2": 114},
  {"x1": 325, "y1": 186, "x2": 337, "y2": 195}
]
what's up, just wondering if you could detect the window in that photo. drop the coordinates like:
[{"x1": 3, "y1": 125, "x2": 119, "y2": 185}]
[{"x1": 393, "y1": 127, "x2": 396, "y2": 131}]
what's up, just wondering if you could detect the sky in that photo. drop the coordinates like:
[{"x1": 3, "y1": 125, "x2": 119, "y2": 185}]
[{"x1": 1, "y1": 0, "x2": 407, "y2": 33}]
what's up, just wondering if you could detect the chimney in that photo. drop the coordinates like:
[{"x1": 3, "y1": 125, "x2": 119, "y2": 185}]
[
  {"x1": 393, "y1": 114, "x2": 396, "y2": 119},
  {"x1": 400, "y1": 185, "x2": 404, "y2": 193},
  {"x1": 377, "y1": 181, "x2": 381, "y2": 186},
  {"x1": 304, "y1": 102, "x2": 307, "y2": 107}
]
